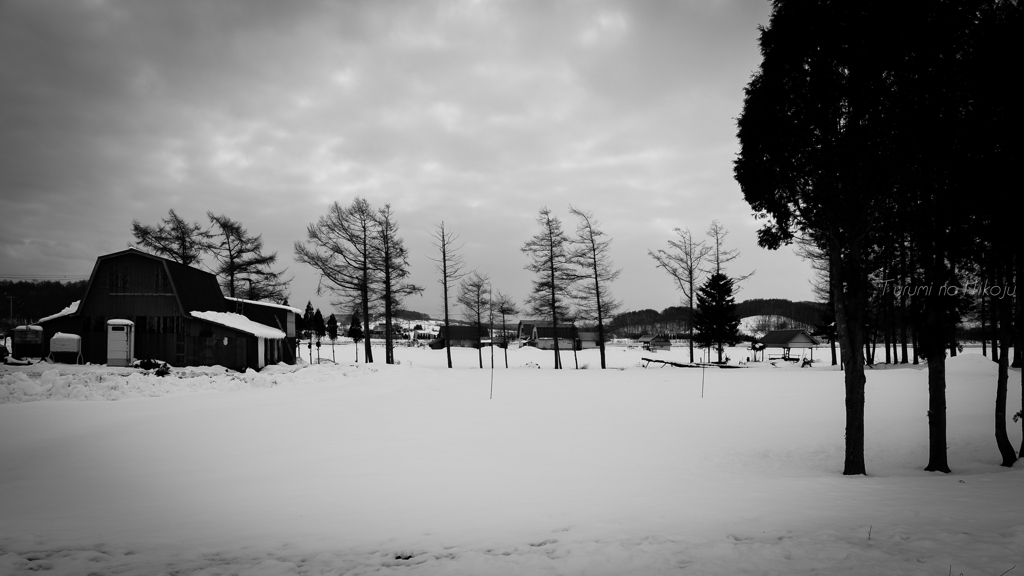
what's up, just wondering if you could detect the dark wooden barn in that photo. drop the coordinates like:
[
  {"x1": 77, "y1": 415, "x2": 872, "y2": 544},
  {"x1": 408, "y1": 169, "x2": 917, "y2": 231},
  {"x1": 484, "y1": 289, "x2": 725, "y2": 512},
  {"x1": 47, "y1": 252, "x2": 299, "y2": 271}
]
[
  {"x1": 37, "y1": 248, "x2": 298, "y2": 371},
  {"x1": 428, "y1": 324, "x2": 488, "y2": 349},
  {"x1": 518, "y1": 320, "x2": 581, "y2": 350}
]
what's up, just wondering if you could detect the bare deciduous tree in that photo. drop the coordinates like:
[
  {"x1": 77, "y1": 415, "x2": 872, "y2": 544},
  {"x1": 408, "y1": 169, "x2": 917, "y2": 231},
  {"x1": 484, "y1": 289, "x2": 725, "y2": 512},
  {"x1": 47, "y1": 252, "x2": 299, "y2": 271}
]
[
  {"x1": 428, "y1": 222, "x2": 469, "y2": 369},
  {"x1": 373, "y1": 204, "x2": 423, "y2": 365},
  {"x1": 649, "y1": 228, "x2": 710, "y2": 363},
  {"x1": 494, "y1": 291, "x2": 519, "y2": 369},
  {"x1": 294, "y1": 198, "x2": 377, "y2": 363},
  {"x1": 522, "y1": 207, "x2": 576, "y2": 369},
  {"x1": 569, "y1": 206, "x2": 621, "y2": 369},
  {"x1": 457, "y1": 272, "x2": 491, "y2": 369}
]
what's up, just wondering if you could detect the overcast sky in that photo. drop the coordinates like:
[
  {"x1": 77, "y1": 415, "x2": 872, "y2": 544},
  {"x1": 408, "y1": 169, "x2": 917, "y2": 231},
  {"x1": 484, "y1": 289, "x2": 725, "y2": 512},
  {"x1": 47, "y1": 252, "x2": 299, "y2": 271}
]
[{"x1": 1, "y1": 0, "x2": 815, "y2": 319}]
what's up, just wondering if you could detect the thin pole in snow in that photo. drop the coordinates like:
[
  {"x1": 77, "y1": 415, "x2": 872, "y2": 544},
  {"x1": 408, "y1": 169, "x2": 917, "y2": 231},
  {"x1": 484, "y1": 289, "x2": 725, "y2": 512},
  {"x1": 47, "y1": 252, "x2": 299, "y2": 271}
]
[{"x1": 701, "y1": 364, "x2": 705, "y2": 399}]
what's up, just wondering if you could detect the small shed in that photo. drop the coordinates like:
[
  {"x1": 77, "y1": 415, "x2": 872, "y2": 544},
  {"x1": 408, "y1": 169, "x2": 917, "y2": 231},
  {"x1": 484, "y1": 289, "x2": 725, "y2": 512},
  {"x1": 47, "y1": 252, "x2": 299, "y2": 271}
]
[
  {"x1": 758, "y1": 329, "x2": 820, "y2": 361},
  {"x1": 578, "y1": 332, "x2": 600, "y2": 350},
  {"x1": 106, "y1": 319, "x2": 135, "y2": 366},
  {"x1": 639, "y1": 335, "x2": 671, "y2": 352},
  {"x1": 12, "y1": 325, "x2": 44, "y2": 359}
]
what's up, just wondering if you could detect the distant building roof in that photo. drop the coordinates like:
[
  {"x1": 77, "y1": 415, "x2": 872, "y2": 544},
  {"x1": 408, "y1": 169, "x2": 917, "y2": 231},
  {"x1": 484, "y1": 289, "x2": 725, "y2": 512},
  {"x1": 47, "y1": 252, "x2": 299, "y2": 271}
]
[
  {"x1": 191, "y1": 311, "x2": 286, "y2": 339},
  {"x1": 758, "y1": 329, "x2": 820, "y2": 347},
  {"x1": 225, "y1": 296, "x2": 302, "y2": 315}
]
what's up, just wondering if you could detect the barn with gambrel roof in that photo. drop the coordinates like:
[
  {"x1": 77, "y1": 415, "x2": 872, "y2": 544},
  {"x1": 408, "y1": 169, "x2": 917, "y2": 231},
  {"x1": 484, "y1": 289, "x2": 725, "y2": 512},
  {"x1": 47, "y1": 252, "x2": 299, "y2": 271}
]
[{"x1": 37, "y1": 248, "x2": 297, "y2": 371}]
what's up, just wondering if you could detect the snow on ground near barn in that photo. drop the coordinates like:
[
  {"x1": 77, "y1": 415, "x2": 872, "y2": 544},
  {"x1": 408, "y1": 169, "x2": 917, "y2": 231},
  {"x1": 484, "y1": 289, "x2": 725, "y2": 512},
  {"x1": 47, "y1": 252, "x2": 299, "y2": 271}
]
[{"x1": 1, "y1": 344, "x2": 1022, "y2": 575}]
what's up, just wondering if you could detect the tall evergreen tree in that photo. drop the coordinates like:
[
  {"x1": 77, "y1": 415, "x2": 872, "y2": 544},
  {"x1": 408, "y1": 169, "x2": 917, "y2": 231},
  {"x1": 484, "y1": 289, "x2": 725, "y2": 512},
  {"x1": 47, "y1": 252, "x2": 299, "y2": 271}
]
[
  {"x1": 692, "y1": 272, "x2": 740, "y2": 364},
  {"x1": 734, "y1": 0, "x2": 902, "y2": 475}
]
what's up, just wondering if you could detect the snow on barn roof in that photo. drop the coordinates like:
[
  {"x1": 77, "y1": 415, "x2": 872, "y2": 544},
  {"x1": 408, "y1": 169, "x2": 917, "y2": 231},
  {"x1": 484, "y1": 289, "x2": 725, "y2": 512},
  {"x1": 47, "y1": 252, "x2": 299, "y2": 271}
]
[
  {"x1": 224, "y1": 297, "x2": 302, "y2": 315},
  {"x1": 39, "y1": 301, "x2": 80, "y2": 323},
  {"x1": 191, "y1": 311, "x2": 286, "y2": 339}
]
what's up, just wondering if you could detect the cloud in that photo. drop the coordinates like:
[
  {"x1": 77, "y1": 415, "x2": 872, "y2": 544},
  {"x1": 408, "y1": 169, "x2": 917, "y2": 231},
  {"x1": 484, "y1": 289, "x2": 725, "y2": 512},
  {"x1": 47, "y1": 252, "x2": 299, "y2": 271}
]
[{"x1": 0, "y1": 0, "x2": 807, "y2": 316}]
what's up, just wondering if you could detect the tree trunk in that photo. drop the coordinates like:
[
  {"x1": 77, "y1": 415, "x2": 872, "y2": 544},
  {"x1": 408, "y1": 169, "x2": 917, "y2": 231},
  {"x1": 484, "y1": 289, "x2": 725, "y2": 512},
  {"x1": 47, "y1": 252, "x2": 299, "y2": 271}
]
[
  {"x1": 831, "y1": 238, "x2": 867, "y2": 476},
  {"x1": 922, "y1": 259, "x2": 951, "y2": 474},
  {"x1": 995, "y1": 269, "x2": 1017, "y2": 466}
]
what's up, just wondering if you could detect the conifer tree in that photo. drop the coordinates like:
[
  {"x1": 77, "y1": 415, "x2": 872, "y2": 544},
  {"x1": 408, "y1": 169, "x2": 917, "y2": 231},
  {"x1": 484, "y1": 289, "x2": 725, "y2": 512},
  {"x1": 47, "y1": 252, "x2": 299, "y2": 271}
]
[
  {"x1": 326, "y1": 313, "x2": 338, "y2": 362},
  {"x1": 207, "y1": 212, "x2": 289, "y2": 303},
  {"x1": 692, "y1": 272, "x2": 740, "y2": 364},
  {"x1": 131, "y1": 209, "x2": 209, "y2": 266},
  {"x1": 348, "y1": 311, "x2": 364, "y2": 362}
]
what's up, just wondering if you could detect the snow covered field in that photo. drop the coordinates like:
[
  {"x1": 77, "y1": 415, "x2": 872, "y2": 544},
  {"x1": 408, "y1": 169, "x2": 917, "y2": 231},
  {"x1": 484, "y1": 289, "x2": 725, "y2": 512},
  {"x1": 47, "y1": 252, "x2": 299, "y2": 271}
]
[{"x1": 2, "y1": 344, "x2": 1022, "y2": 575}]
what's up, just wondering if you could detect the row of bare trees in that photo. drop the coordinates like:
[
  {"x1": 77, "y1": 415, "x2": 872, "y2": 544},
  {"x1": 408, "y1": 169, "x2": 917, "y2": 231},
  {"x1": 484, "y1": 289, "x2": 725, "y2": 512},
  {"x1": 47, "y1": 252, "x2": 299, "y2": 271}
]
[
  {"x1": 131, "y1": 209, "x2": 290, "y2": 302},
  {"x1": 648, "y1": 220, "x2": 753, "y2": 363},
  {"x1": 294, "y1": 198, "x2": 422, "y2": 365},
  {"x1": 429, "y1": 206, "x2": 622, "y2": 370}
]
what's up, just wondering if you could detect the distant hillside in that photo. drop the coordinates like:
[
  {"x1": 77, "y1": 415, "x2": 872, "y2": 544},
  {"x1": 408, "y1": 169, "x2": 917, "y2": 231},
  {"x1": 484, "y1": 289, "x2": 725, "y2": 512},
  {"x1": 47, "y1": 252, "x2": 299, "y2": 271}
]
[
  {"x1": 395, "y1": 310, "x2": 432, "y2": 321},
  {"x1": 1, "y1": 279, "x2": 87, "y2": 329},
  {"x1": 736, "y1": 299, "x2": 825, "y2": 327},
  {"x1": 607, "y1": 299, "x2": 826, "y2": 338}
]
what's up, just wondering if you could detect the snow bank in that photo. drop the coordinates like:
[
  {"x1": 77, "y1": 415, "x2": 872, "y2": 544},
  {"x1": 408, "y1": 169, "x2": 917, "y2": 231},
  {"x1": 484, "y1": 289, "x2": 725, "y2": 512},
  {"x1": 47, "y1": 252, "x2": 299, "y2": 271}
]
[
  {"x1": 0, "y1": 346, "x2": 1021, "y2": 575},
  {"x1": 0, "y1": 364, "x2": 313, "y2": 403}
]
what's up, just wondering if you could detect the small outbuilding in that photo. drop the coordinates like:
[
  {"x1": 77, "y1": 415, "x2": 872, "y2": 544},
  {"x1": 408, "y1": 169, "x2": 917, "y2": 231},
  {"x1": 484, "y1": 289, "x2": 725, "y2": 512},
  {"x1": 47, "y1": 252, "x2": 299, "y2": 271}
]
[
  {"x1": 758, "y1": 329, "x2": 820, "y2": 362},
  {"x1": 428, "y1": 325, "x2": 488, "y2": 349},
  {"x1": 11, "y1": 325, "x2": 44, "y2": 359},
  {"x1": 639, "y1": 335, "x2": 671, "y2": 352}
]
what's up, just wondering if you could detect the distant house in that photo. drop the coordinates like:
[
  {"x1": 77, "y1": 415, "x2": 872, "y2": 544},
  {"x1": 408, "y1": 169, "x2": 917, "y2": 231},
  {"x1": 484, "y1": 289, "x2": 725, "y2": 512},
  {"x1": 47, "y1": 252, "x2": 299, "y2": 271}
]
[
  {"x1": 639, "y1": 335, "x2": 671, "y2": 352},
  {"x1": 428, "y1": 324, "x2": 488, "y2": 349},
  {"x1": 518, "y1": 320, "x2": 580, "y2": 350},
  {"x1": 758, "y1": 329, "x2": 820, "y2": 361},
  {"x1": 36, "y1": 248, "x2": 298, "y2": 371}
]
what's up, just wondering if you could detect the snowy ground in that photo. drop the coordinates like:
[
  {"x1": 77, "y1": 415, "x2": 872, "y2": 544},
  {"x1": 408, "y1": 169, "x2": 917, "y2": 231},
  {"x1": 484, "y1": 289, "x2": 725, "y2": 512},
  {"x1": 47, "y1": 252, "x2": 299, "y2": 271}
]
[{"x1": 1, "y1": 343, "x2": 1022, "y2": 575}]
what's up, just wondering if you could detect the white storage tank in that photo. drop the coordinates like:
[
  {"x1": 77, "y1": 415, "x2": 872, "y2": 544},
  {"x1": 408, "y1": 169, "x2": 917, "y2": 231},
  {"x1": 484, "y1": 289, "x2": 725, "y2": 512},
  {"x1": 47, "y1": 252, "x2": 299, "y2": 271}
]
[
  {"x1": 106, "y1": 319, "x2": 135, "y2": 367},
  {"x1": 48, "y1": 332, "x2": 83, "y2": 364}
]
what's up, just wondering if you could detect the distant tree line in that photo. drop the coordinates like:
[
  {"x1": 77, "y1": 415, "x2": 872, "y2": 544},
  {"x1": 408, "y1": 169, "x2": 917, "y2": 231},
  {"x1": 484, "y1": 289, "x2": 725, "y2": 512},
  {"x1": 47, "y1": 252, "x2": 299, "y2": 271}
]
[{"x1": 0, "y1": 280, "x2": 87, "y2": 332}]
